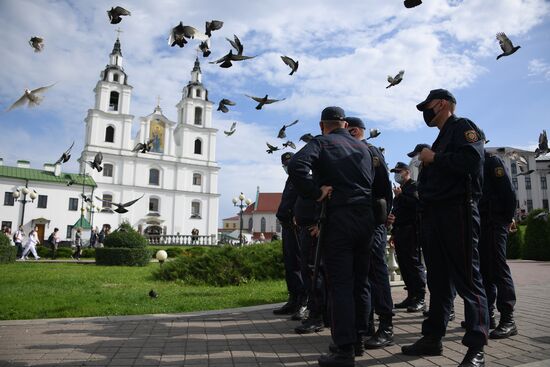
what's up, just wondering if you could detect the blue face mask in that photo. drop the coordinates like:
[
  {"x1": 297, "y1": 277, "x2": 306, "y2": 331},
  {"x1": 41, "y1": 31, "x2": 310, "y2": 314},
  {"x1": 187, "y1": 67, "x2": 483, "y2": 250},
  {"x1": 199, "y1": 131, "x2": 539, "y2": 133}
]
[{"x1": 394, "y1": 172, "x2": 404, "y2": 184}]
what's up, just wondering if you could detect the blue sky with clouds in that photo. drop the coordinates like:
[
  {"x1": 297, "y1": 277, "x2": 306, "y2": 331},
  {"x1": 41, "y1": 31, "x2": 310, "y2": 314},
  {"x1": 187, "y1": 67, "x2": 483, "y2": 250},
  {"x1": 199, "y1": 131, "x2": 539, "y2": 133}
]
[{"x1": 0, "y1": 0, "x2": 549, "y2": 224}]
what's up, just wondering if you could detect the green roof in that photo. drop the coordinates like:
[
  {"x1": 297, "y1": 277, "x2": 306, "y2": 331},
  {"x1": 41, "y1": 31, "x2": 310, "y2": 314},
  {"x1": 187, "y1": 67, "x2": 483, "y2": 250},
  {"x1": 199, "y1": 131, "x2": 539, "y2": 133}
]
[
  {"x1": 0, "y1": 165, "x2": 96, "y2": 187},
  {"x1": 73, "y1": 216, "x2": 92, "y2": 230}
]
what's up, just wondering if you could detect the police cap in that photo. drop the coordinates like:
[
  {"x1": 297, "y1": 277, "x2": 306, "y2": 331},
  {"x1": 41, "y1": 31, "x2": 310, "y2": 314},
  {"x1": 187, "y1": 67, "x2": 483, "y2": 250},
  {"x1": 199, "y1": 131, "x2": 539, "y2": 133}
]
[
  {"x1": 344, "y1": 117, "x2": 366, "y2": 129},
  {"x1": 416, "y1": 89, "x2": 456, "y2": 111},
  {"x1": 390, "y1": 161, "x2": 410, "y2": 173},
  {"x1": 407, "y1": 143, "x2": 431, "y2": 157},
  {"x1": 320, "y1": 106, "x2": 345, "y2": 121}
]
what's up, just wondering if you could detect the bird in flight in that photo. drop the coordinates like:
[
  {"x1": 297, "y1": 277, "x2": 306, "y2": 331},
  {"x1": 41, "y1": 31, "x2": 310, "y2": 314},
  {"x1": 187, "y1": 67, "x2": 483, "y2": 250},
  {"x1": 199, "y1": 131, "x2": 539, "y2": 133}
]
[
  {"x1": 28, "y1": 37, "x2": 44, "y2": 52},
  {"x1": 107, "y1": 6, "x2": 131, "y2": 24},
  {"x1": 94, "y1": 194, "x2": 144, "y2": 214},
  {"x1": 7, "y1": 83, "x2": 56, "y2": 111},
  {"x1": 277, "y1": 120, "x2": 299, "y2": 139},
  {"x1": 386, "y1": 70, "x2": 404, "y2": 88},
  {"x1": 245, "y1": 94, "x2": 285, "y2": 110},
  {"x1": 496, "y1": 33, "x2": 521, "y2": 60},
  {"x1": 281, "y1": 56, "x2": 299, "y2": 75},
  {"x1": 224, "y1": 122, "x2": 237, "y2": 136},
  {"x1": 54, "y1": 142, "x2": 75, "y2": 165}
]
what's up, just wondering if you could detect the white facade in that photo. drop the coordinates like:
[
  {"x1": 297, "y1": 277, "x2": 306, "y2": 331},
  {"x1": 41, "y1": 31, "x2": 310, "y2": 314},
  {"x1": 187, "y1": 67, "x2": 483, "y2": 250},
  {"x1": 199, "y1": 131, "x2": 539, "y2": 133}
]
[{"x1": 76, "y1": 38, "x2": 220, "y2": 237}]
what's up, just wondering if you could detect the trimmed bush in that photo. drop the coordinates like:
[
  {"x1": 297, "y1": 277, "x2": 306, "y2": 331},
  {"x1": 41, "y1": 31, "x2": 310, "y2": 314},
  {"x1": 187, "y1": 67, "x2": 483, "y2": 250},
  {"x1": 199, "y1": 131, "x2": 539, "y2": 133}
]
[
  {"x1": 506, "y1": 226, "x2": 524, "y2": 260},
  {"x1": 153, "y1": 241, "x2": 284, "y2": 286},
  {"x1": 37, "y1": 246, "x2": 74, "y2": 258},
  {"x1": 95, "y1": 247, "x2": 152, "y2": 266},
  {"x1": 523, "y1": 209, "x2": 550, "y2": 261},
  {"x1": 96, "y1": 223, "x2": 150, "y2": 266},
  {"x1": 0, "y1": 233, "x2": 16, "y2": 264}
]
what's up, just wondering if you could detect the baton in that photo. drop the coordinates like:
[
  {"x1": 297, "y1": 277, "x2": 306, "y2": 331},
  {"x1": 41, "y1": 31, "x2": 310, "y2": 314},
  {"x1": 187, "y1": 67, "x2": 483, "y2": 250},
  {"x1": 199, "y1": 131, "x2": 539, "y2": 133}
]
[{"x1": 311, "y1": 200, "x2": 327, "y2": 295}]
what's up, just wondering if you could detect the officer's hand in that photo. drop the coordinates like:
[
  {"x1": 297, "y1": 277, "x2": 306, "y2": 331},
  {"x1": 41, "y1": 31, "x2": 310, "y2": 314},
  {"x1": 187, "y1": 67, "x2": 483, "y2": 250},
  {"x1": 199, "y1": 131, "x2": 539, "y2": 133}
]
[
  {"x1": 308, "y1": 225, "x2": 320, "y2": 238},
  {"x1": 389, "y1": 235, "x2": 395, "y2": 248},
  {"x1": 317, "y1": 185, "x2": 333, "y2": 202},
  {"x1": 393, "y1": 186, "x2": 402, "y2": 196},
  {"x1": 386, "y1": 214, "x2": 395, "y2": 227},
  {"x1": 418, "y1": 148, "x2": 436, "y2": 165},
  {"x1": 509, "y1": 219, "x2": 517, "y2": 233}
]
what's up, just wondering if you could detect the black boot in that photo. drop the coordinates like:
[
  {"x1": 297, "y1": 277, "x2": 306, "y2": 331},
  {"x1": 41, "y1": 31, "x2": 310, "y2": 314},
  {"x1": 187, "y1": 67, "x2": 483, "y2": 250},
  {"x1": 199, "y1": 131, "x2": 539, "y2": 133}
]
[
  {"x1": 295, "y1": 314, "x2": 324, "y2": 334},
  {"x1": 290, "y1": 294, "x2": 308, "y2": 320},
  {"x1": 394, "y1": 295, "x2": 412, "y2": 309},
  {"x1": 320, "y1": 344, "x2": 355, "y2": 366},
  {"x1": 458, "y1": 347, "x2": 485, "y2": 367},
  {"x1": 329, "y1": 335, "x2": 364, "y2": 357},
  {"x1": 407, "y1": 296, "x2": 426, "y2": 313},
  {"x1": 364, "y1": 314, "x2": 394, "y2": 349},
  {"x1": 490, "y1": 313, "x2": 517, "y2": 339},
  {"x1": 273, "y1": 294, "x2": 297, "y2": 315},
  {"x1": 401, "y1": 336, "x2": 443, "y2": 356}
]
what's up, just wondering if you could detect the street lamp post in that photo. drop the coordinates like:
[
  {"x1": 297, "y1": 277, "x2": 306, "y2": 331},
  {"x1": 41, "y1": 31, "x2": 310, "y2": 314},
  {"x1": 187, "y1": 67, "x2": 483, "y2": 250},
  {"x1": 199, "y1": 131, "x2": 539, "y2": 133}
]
[
  {"x1": 232, "y1": 193, "x2": 252, "y2": 246},
  {"x1": 12, "y1": 180, "x2": 38, "y2": 227}
]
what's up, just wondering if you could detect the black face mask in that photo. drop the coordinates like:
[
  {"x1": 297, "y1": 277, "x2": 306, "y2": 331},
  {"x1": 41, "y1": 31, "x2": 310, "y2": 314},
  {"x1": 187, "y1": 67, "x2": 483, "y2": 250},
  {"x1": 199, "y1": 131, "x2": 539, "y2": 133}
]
[{"x1": 423, "y1": 102, "x2": 440, "y2": 127}]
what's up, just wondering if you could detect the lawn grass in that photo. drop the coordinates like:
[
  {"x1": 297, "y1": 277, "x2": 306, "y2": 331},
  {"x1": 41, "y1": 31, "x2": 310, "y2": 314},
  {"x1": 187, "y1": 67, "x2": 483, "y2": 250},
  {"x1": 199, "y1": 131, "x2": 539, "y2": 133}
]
[{"x1": 0, "y1": 262, "x2": 286, "y2": 320}]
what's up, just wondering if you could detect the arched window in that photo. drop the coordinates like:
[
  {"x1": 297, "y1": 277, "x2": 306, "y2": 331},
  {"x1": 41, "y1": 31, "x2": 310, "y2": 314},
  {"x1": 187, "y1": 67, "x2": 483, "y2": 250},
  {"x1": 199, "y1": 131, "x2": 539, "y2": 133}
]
[
  {"x1": 191, "y1": 200, "x2": 201, "y2": 218},
  {"x1": 192, "y1": 173, "x2": 202, "y2": 186},
  {"x1": 248, "y1": 218, "x2": 253, "y2": 231},
  {"x1": 149, "y1": 168, "x2": 160, "y2": 186},
  {"x1": 149, "y1": 197, "x2": 159, "y2": 212},
  {"x1": 103, "y1": 163, "x2": 113, "y2": 177},
  {"x1": 261, "y1": 217, "x2": 266, "y2": 233},
  {"x1": 109, "y1": 91, "x2": 119, "y2": 111},
  {"x1": 194, "y1": 107, "x2": 202, "y2": 125},
  {"x1": 101, "y1": 194, "x2": 113, "y2": 210},
  {"x1": 105, "y1": 126, "x2": 115, "y2": 142},
  {"x1": 113, "y1": 74, "x2": 119, "y2": 82},
  {"x1": 196, "y1": 89, "x2": 201, "y2": 98},
  {"x1": 194, "y1": 139, "x2": 202, "y2": 154}
]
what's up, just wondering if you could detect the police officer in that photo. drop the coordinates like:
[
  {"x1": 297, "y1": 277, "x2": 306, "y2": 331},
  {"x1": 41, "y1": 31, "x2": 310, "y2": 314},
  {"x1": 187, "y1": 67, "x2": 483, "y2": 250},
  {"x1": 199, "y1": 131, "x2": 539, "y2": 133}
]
[
  {"x1": 401, "y1": 89, "x2": 488, "y2": 367},
  {"x1": 478, "y1": 136, "x2": 518, "y2": 339},
  {"x1": 288, "y1": 106, "x2": 375, "y2": 367},
  {"x1": 345, "y1": 116, "x2": 395, "y2": 350},
  {"x1": 274, "y1": 152, "x2": 307, "y2": 318},
  {"x1": 389, "y1": 162, "x2": 427, "y2": 312}
]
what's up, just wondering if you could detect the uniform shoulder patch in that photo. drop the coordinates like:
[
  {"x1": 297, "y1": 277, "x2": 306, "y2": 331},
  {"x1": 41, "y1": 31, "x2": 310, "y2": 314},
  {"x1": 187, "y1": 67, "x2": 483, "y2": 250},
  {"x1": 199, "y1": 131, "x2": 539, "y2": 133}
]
[
  {"x1": 494, "y1": 167, "x2": 505, "y2": 177},
  {"x1": 464, "y1": 130, "x2": 479, "y2": 143},
  {"x1": 373, "y1": 156, "x2": 380, "y2": 168}
]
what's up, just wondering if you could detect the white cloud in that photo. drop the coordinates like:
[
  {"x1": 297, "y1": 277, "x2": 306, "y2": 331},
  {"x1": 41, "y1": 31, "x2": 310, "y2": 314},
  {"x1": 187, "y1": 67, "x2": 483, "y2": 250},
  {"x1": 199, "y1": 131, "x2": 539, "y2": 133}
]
[{"x1": 528, "y1": 59, "x2": 550, "y2": 81}]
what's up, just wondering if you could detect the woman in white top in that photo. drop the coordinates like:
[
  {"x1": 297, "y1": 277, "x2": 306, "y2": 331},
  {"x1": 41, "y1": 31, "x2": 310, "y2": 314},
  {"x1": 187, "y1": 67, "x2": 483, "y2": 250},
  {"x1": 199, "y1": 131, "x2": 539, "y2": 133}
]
[
  {"x1": 14, "y1": 226, "x2": 25, "y2": 257},
  {"x1": 20, "y1": 226, "x2": 40, "y2": 260}
]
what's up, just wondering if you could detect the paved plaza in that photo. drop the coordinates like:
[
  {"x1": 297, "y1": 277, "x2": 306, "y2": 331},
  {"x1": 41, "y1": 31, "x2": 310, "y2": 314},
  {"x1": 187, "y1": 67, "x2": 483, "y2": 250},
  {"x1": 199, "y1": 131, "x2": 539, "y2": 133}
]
[{"x1": 1, "y1": 260, "x2": 550, "y2": 366}]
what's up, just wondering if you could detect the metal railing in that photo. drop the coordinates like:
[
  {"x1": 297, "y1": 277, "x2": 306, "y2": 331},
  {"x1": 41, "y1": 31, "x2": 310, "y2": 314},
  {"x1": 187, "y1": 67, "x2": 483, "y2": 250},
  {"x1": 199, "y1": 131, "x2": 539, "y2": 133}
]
[{"x1": 146, "y1": 234, "x2": 217, "y2": 246}]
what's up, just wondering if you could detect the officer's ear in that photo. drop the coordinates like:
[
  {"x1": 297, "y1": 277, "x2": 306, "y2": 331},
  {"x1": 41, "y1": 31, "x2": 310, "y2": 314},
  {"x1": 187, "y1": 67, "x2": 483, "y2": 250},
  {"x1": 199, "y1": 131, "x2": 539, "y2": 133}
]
[
  {"x1": 343, "y1": 121, "x2": 349, "y2": 129},
  {"x1": 319, "y1": 121, "x2": 324, "y2": 135}
]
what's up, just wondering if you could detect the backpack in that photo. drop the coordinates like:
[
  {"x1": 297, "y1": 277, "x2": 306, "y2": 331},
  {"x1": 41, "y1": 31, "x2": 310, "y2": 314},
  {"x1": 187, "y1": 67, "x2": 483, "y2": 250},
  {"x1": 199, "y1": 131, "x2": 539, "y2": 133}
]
[
  {"x1": 48, "y1": 233, "x2": 55, "y2": 244},
  {"x1": 13, "y1": 233, "x2": 17, "y2": 242}
]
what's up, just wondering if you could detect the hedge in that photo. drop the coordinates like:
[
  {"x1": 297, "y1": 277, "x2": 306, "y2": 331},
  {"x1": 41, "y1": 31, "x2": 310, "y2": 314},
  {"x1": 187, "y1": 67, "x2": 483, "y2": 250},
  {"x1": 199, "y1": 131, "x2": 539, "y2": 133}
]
[
  {"x1": 523, "y1": 209, "x2": 550, "y2": 261},
  {"x1": 104, "y1": 228, "x2": 147, "y2": 249},
  {"x1": 95, "y1": 247, "x2": 152, "y2": 266},
  {"x1": 0, "y1": 233, "x2": 16, "y2": 264},
  {"x1": 153, "y1": 241, "x2": 284, "y2": 286},
  {"x1": 506, "y1": 225, "x2": 524, "y2": 259}
]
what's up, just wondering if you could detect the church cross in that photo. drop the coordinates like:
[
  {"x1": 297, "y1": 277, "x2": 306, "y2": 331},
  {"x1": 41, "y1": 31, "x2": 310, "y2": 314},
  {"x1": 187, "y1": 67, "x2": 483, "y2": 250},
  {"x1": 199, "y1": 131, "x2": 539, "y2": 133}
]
[{"x1": 115, "y1": 27, "x2": 123, "y2": 38}]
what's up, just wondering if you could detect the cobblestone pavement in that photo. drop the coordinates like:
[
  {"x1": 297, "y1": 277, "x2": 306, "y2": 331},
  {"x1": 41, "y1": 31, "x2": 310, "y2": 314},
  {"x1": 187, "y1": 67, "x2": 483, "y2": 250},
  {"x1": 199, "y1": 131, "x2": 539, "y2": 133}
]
[{"x1": 1, "y1": 260, "x2": 549, "y2": 366}]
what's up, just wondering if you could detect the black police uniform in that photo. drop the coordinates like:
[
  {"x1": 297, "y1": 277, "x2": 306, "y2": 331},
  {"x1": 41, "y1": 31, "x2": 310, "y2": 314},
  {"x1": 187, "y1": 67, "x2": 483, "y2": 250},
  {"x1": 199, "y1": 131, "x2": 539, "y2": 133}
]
[
  {"x1": 416, "y1": 114, "x2": 489, "y2": 350},
  {"x1": 364, "y1": 143, "x2": 395, "y2": 346},
  {"x1": 288, "y1": 125, "x2": 375, "y2": 351},
  {"x1": 391, "y1": 175, "x2": 427, "y2": 305},
  {"x1": 478, "y1": 151, "x2": 517, "y2": 337},
  {"x1": 275, "y1": 156, "x2": 306, "y2": 314}
]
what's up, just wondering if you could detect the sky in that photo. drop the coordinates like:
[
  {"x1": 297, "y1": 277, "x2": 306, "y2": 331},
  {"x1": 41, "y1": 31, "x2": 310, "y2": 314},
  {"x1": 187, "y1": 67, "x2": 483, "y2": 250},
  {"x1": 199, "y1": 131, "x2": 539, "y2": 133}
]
[{"x1": 0, "y1": 0, "x2": 549, "y2": 225}]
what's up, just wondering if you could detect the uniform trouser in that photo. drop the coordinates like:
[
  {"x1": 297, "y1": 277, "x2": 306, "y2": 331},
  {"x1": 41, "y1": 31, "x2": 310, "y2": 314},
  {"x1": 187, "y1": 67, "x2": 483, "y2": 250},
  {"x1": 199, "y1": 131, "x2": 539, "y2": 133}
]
[
  {"x1": 21, "y1": 244, "x2": 38, "y2": 259},
  {"x1": 393, "y1": 224, "x2": 426, "y2": 297},
  {"x1": 478, "y1": 217, "x2": 516, "y2": 315},
  {"x1": 367, "y1": 225, "x2": 394, "y2": 318},
  {"x1": 421, "y1": 204, "x2": 489, "y2": 348},
  {"x1": 281, "y1": 224, "x2": 306, "y2": 298},
  {"x1": 324, "y1": 205, "x2": 374, "y2": 346},
  {"x1": 299, "y1": 225, "x2": 327, "y2": 316}
]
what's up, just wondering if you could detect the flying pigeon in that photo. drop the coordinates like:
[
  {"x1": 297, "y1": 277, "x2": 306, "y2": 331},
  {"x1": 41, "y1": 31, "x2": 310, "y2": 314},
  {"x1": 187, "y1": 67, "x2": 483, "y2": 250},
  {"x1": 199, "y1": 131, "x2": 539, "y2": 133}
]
[
  {"x1": 300, "y1": 133, "x2": 314, "y2": 143},
  {"x1": 516, "y1": 170, "x2": 535, "y2": 176},
  {"x1": 366, "y1": 128, "x2": 381, "y2": 140},
  {"x1": 281, "y1": 56, "x2": 299, "y2": 75},
  {"x1": 95, "y1": 194, "x2": 144, "y2": 214},
  {"x1": 506, "y1": 151, "x2": 528, "y2": 170},
  {"x1": 404, "y1": 0, "x2": 422, "y2": 8},
  {"x1": 132, "y1": 139, "x2": 153, "y2": 154},
  {"x1": 87, "y1": 152, "x2": 103, "y2": 172},
  {"x1": 205, "y1": 20, "x2": 223, "y2": 37},
  {"x1": 107, "y1": 6, "x2": 131, "y2": 24},
  {"x1": 198, "y1": 39, "x2": 211, "y2": 57},
  {"x1": 81, "y1": 194, "x2": 92, "y2": 204},
  {"x1": 534, "y1": 212, "x2": 549, "y2": 222},
  {"x1": 245, "y1": 94, "x2": 285, "y2": 110},
  {"x1": 149, "y1": 289, "x2": 159, "y2": 298},
  {"x1": 209, "y1": 49, "x2": 255, "y2": 68},
  {"x1": 28, "y1": 37, "x2": 44, "y2": 52},
  {"x1": 266, "y1": 142, "x2": 280, "y2": 154},
  {"x1": 168, "y1": 22, "x2": 207, "y2": 48},
  {"x1": 535, "y1": 130, "x2": 549, "y2": 158},
  {"x1": 66, "y1": 179, "x2": 75, "y2": 186},
  {"x1": 224, "y1": 122, "x2": 237, "y2": 136},
  {"x1": 54, "y1": 142, "x2": 75, "y2": 165},
  {"x1": 277, "y1": 119, "x2": 299, "y2": 139},
  {"x1": 226, "y1": 35, "x2": 244, "y2": 55},
  {"x1": 282, "y1": 141, "x2": 296, "y2": 149},
  {"x1": 496, "y1": 33, "x2": 521, "y2": 60},
  {"x1": 217, "y1": 98, "x2": 236, "y2": 113},
  {"x1": 7, "y1": 83, "x2": 55, "y2": 111},
  {"x1": 386, "y1": 70, "x2": 404, "y2": 88}
]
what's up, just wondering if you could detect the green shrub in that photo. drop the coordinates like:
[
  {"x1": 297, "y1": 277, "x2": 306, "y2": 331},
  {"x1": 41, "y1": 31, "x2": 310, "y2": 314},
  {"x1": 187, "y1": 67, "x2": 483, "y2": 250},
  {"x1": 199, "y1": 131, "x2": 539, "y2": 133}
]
[
  {"x1": 0, "y1": 233, "x2": 16, "y2": 264},
  {"x1": 95, "y1": 247, "x2": 152, "y2": 266},
  {"x1": 37, "y1": 246, "x2": 74, "y2": 258},
  {"x1": 104, "y1": 226, "x2": 147, "y2": 249},
  {"x1": 523, "y1": 209, "x2": 550, "y2": 261},
  {"x1": 80, "y1": 248, "x2": 96, "y2": 258},
  {"x1": 506, "y1": 226, "x2": 524, "y2": 259},
  {"x1": 154, "y1": 241, "x2": 284, "y2": 286}
]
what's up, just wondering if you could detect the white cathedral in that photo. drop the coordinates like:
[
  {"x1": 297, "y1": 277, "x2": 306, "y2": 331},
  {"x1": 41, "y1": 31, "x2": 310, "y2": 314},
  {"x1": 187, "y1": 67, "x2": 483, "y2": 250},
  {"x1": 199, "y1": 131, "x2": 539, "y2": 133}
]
[{"x1": 80, "y1": 37, "x2": 220, "y2": 238}]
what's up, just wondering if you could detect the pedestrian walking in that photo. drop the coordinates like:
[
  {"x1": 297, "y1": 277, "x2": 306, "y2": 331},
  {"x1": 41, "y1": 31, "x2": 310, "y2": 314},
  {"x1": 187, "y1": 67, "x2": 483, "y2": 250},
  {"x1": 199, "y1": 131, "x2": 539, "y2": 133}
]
[
  {"x1": 20, "y1": 226, "x2": 40, "y2": 260},
  {"x1": 72, "y1": 227, "x2": 82, "y2": 260}
]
